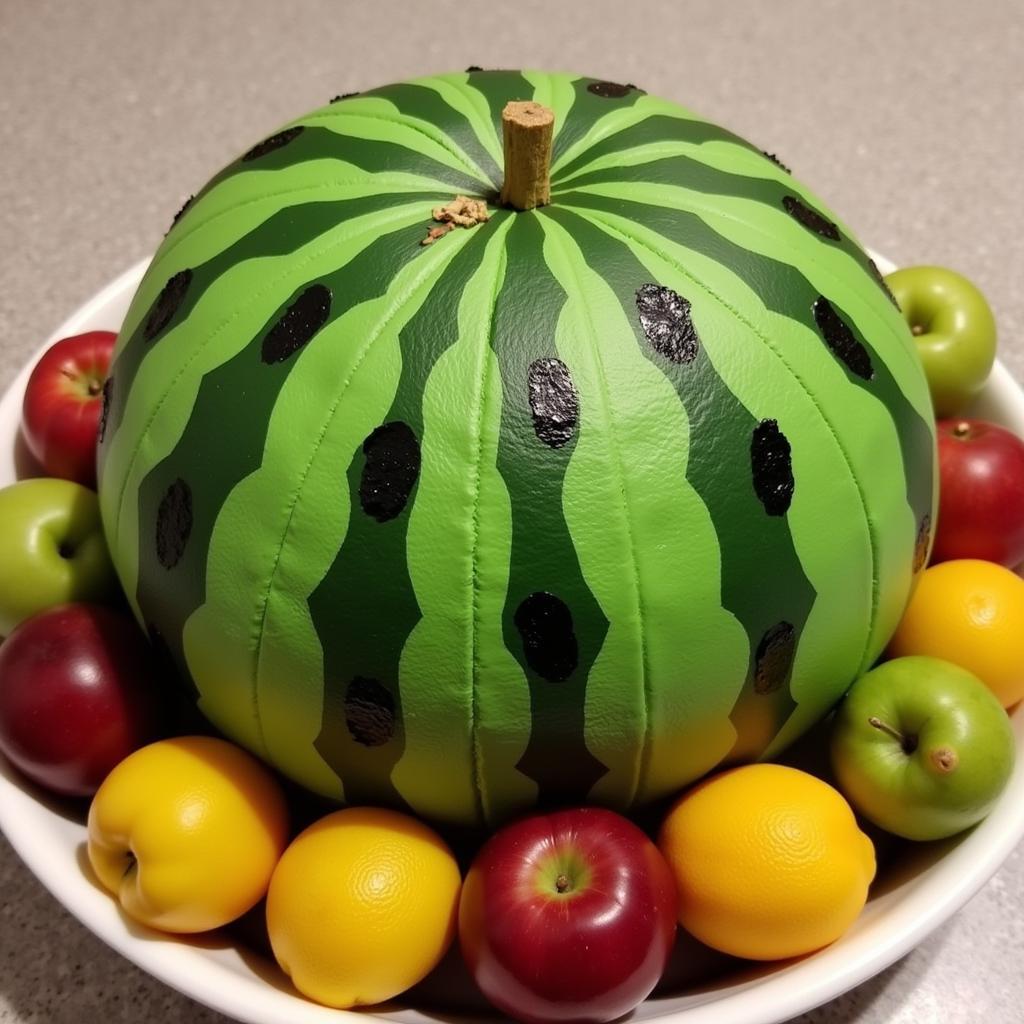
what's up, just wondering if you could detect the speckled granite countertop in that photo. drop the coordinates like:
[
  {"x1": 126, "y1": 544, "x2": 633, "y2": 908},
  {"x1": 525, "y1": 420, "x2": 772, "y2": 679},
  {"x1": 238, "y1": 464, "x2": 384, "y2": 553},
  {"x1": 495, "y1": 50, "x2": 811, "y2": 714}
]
[{"x1": 1, "y1": 1, "x2": 1022, "y2": 1021}]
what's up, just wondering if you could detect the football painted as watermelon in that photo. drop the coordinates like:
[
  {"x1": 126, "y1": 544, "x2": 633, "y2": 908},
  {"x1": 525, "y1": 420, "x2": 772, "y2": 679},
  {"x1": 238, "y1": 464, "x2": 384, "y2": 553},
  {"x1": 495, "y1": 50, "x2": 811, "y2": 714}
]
[{"x1": 97, "y1": 70, "x2": 936, "y2": 826}]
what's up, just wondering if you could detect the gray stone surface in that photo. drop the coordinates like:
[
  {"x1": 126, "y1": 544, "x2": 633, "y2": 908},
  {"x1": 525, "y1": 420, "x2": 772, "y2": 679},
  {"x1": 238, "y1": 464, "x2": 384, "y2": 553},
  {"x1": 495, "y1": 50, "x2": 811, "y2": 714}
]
[{"x1": 0, "y1": 0, "x2": 1021, "y2": 1021}]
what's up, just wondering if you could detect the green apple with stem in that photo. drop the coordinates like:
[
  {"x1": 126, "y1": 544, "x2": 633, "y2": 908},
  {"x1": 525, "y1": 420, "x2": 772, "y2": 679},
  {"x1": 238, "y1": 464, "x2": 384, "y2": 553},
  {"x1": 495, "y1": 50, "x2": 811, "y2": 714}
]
[
  {"x1": 0, "y1": 478, "x2": 119, "y2": 635},
  {"x1": 831, "y1": 656, "x2": 1014, "y2": 841},
  {"x1": 884, "y1": 265, "x2": 996, "y2": 418}
]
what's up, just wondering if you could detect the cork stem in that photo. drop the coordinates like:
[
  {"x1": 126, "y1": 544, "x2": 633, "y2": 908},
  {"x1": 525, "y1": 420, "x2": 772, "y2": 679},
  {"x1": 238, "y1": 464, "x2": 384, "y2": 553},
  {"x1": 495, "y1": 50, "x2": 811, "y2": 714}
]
[{"x1": 500, "y1": 101, "x2": 554, "y2": 211}]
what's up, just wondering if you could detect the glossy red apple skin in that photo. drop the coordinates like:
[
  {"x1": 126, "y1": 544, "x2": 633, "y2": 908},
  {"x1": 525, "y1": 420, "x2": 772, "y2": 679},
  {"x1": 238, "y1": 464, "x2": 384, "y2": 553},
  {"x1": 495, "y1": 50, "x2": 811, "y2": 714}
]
[
  {"x1": 0, "y1": 604, "x2": 162, "y2": 797},
  {"x1": 933, "y1": 418, "x2": 1024, "y2": 567},
  {"x1": 459, "y1": 806, "x2": 678, "y2": 1024},
  {"x1": 21, "y1": 330, "x2": 116, "y2": 488}
]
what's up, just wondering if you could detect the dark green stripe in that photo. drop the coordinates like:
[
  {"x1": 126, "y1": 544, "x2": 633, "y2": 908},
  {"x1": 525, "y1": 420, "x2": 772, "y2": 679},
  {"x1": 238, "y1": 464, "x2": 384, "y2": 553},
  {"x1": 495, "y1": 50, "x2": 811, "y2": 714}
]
[
  {"x1": 364, "y1": 81, "x2": 502, "y2": 190},
  {"x1": 186, "y1": 125, "x2": 488, "y2": 217},
  {"x1": 554, "y1": 113, "x2": 760, "y2": 182},
  {"x1": 551, "y1": 77, "x2": 648, "y2": 164},
  {"x1": 491, "y1": 213, "x2": 608, "y2": 800},
  {"x1": 464, "y1": 69, "x2": 536, "y2": 149},
  {"x1": 558, "y1": 190, "x2": 934, "y2": 554},
  {"x1": 309, "y1": 213, "x2": 508, "y2": 808},
  {"x1": 132, "y1": 218, "x2": 432, "y2": 745},
  {"x1": 543, "y1": 205, "x2": 818, "y2": 763},
  {"x1": 552, "y1": 153, "x2": 878, "y2": 280},
  {"x1": 100, "y1": 191, "x2": 435, "y2": 469}
]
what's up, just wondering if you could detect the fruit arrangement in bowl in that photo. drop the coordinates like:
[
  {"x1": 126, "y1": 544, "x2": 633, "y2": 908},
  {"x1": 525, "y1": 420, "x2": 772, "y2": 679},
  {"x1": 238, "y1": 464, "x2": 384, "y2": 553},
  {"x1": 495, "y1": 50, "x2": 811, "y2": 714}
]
[{"x1": 0, "y1": 68, "x2": 1022, "y2": 1024}]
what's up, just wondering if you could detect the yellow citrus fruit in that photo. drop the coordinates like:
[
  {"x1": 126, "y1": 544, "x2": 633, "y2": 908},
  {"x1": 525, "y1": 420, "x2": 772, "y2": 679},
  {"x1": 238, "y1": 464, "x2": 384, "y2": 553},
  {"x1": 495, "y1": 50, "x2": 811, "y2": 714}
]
[
  {"x1": 266, "y1": 806, "x2": 461, "y2": 1008},
  {"x1": 658, "y1": 764, "x2": 875, "y2": 960},
  {"x1": 888, "y1": 559, "x2": 1024, "y2": 708},
  {"x1": 87, "y1": 736, "x2": 289, "y2": 933}
]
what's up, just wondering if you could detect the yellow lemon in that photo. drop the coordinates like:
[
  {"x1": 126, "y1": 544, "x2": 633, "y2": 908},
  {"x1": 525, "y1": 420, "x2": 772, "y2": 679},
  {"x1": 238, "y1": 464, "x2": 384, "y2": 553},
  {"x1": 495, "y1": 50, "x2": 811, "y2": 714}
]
[
  {"x1": 266, "y1": 806, "x2": 461, "y2": 1008},
  {"x1": 658, "y1": 764, "x2": 875, "y2": 960},
  {"x1": 87, "y1": 735, "x2": 289, "y2": 933}
]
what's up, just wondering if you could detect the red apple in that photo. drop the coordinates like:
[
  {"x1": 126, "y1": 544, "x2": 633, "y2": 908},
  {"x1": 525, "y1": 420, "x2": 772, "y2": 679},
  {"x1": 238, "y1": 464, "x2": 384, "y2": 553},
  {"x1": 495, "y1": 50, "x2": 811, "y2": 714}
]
[
  {"x1": 0, "y1": 604, "x2": 162, "y2": 797},
  {"x1": 459, "y1": 806, "x2": 677, "y2": 1024},
  {"x1": 21, "y1": 330, "x2": 116, "y2": 488},
  {"x1": 933, "y1": 418, "x2": 1024, "y2": 567}
]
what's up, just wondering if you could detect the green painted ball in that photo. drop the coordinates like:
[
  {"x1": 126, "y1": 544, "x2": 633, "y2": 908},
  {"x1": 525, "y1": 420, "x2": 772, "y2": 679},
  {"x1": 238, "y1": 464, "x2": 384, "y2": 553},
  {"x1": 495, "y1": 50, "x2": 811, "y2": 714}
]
[{"x1": 98, "y1": 71, "x2": 936, "y2": 825}]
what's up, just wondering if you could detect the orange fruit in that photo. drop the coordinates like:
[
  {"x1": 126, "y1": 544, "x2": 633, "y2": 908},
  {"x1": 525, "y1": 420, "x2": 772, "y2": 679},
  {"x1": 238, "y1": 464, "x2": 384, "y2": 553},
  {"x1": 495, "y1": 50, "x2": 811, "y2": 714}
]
[
  {"x1": 887, "y1": 559, "x2": 1024, "y2": 707},
  {"x1": 266, "y1": 806, "x2": 461, "y2": 1008},
  {"x1": 658, "y1": 764, "x2": 875, "y2": 960}
]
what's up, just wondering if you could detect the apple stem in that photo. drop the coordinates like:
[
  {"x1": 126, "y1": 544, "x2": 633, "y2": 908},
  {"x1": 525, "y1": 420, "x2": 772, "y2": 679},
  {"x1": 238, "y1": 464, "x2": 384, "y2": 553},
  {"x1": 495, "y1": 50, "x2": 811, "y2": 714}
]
[
  {"x1": 88, "y1": 379, "x2": 102, "y2": 396},
  {"x1": 911, "y1": 323, "x2": 925, "y2": 336},
  {"x1": 952, "y1": 421, "x2": 972, "y2": 440},
  {"x1": 555, "y1": 873, "x2": 571, "y2": 894},
  {"x1": 868, "y1": 716, "x2": 918, "y2": 754}
]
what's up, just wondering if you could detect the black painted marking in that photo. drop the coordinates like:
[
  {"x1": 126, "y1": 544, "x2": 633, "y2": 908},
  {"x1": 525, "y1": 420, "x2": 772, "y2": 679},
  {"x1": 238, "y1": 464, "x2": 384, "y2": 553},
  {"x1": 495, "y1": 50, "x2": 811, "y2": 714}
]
[
  {"x1": 465, "y1": 65, "x2": 483, "y2": 72},
  {"x1": 782, "y1": 195, "x2": 840, "y2": 241},
  {"x1": 514, "y1": 592, "x2": 578, "y2": 683},
  {"x1": 754, "y1": 621, "x2": 796, "y2": 695},
  {"x1": 813, "y1": 296, "x2": 875, "y2": 380},
  {"x1": 914, "y1": 514, "x2": 931, "y2": 573},
  {"x1": 587, "y1": 80, "x2": 634, "y2": 98},
  {"x1": 527, "y1": 358, "x2": 579, "y2": 448},
  {"x1": 636, "y1": 283, "x2": 700, "y2": 364},
  {"x1": 358, "y1": 421, "x2": 421, "y2": 523},
  {"x1": 144, "y1": 269, "x2": 193, "y2": 342},
  {"x1": 261, "y1": 284, "x2": 332, "y2": 364},
  {"x1": 344, "y1": 676, "x2": 396, "y2": 747},
  {"x1": 329, "y1": 91, "x2": 360, "y2": 102},
  {"x1": 98, "y1": 377, "x2": 112, "y2": 444},
  {"x1": 751, "y1": 419, "x2": 794, "y2": 516},
  {"x1": 169, "y1": 194, "x2": 195, "y2": 232},
  {"x1": 242, "y1": 125, "x2": 305, "y2": 162},
  {"x1": 155, "y1": 478, "x2": 193, "y2": 570},
  {"x1": 868, "y1": 258, "x2": 900, "y2": 308},
  {"x1": 762, "y1": 151, "x2": 791, "y2": 174}
]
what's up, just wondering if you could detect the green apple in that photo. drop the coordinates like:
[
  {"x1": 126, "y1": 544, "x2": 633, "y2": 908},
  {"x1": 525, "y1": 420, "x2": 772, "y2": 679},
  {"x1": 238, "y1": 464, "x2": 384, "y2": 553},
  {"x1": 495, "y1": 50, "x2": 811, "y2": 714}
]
[
  {"x1": 0, "y1": 478, "x2": 119, "y2": 635},
  {"x1": 831, "y1": 656, "x2": 1014, "y2": 841},
  {"x1": 884, "y1": 265, "x2": 996, "y2": 418}
]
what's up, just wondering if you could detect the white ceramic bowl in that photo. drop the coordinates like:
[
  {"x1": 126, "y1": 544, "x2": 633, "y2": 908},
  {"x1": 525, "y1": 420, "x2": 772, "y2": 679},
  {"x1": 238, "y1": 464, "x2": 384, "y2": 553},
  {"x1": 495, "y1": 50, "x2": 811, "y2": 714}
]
[{"x1": 2, "y1": 257, "x2": 1023, "y2": 1024}]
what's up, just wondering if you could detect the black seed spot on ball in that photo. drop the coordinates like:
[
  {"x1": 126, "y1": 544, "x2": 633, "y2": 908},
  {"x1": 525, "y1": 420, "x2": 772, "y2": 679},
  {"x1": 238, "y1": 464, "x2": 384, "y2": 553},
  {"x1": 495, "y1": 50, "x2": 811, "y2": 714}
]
[
  {"x1": 144, "y1": 269, "x2": 193, "y2": 341},
  {"x1": 514, "y1": 592, "x2": 578, "y2": 683},
  {"x1": 868, "y1": 258, "x2": 901, "y2": 308},
  {"x1": 914, "y1": 514, "x2": 931, "y2": 573},
  {"x1": 813, "y1": 297, "x2": 874, "y2": 380},
  {"x1": 762, "y1": 151, "x2": 791, "y2": 174},
  {"x1": 344, "y1": 676, "x2": 396, "y2": 747},
  {"x1": 329, "y1": 91, "x2": 360, "y2": 102},
  {"x1": 242, "y1": 125, "x2": 304, "y2": 162},
  {"x1": 98, "y1": 376, "x2": 113, "y2": 443},
  {"x1": 754, "y1": 621, "x2": 796, "y2": 695},
  {"x1": 636, "y1": 283, "x2": 700, "y2": 364},
  {"x1": 528, "y1": 358, "x2": 579, "y2": 448},
  {"x1": 359, "y1": 421, "x2": 421, "y2": 523},
  {"x1": 261, "y1": 284, "x2": 332, "y2": 364},
  {"x1": 168, "y1": 194, "x2": 195, "y2": 232},
  {"x1": 465, "y1": 65, "x2": 484, "y2": 72},
  {"x1": 155, "y1": 478, "x2": 192, "y2": 569},
  {"x1": 587, "y1": 80, "x2": 634, "y2": 98},
  {"x1": 782, "y1": 195, "x2": 841, "y2": 241},
  {"x1": 751, "y1": 419, "x2": 794, "y2": 516}
]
